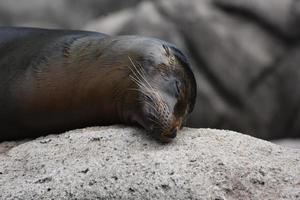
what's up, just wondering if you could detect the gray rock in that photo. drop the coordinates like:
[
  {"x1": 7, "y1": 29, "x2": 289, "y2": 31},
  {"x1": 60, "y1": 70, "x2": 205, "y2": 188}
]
[
  {"x1": 0, "y1": 0, "x2": 142, "y2": 28},
  {"x1": 272, "y1": 139, "x2": 300, "y2": 149},
  {"x1": 85, "y1": 1, "x2": 186, "y2": 49},
  {"x1": 0, "y1": 0, "x2": 71, "y2": 28},
  {"x1": 0, "y1": 126, "x2": 299, "y2": 199},
  {"x1": 0, "y1": 140, "x2": 27, "y2": 154},
  {"x1": 213, "y1": 0, "x2": 300, "y2": 39},
  {"x1": 66, "y1": 0, "x2": 142, "y2": 17},
  {"x1": 85, "y1": 8, "x2": 135, "y2": 35},
  {"x1": 268, "y1": 47, "x2": 300, "y2": 138}
]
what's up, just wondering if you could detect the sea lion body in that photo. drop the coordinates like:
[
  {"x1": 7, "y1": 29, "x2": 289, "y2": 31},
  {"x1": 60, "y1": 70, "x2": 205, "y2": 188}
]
[{"x1": 0, "y1": 27, "x2": 196, "y2": 142}]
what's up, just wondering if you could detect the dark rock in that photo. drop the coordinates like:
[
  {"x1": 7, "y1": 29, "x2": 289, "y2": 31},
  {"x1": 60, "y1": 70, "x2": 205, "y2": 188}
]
[
  {"x1": 0, "y1": 0, "x2": 142, "y2": 28},
  {"x1": 213, "y1": 0, "x2": 300, "y2": 40},
  {"x1": 268, "y1": 47, "x2": 300, "y2": 138}
]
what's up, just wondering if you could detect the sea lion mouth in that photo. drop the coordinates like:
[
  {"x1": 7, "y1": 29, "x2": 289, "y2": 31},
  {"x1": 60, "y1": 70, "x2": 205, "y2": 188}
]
[
  {"x1": 159, "y1": 127, "x2": 178, "y2": 143},
  {"x1": 144, "y1": 120, "x2": 181, "y2": 143},
  {"x1": 139, "y1": 103, "x2": 183, "y2": 142},
  {"x1": 136, "y1": 114, "x2": 179, "y2": 143}
]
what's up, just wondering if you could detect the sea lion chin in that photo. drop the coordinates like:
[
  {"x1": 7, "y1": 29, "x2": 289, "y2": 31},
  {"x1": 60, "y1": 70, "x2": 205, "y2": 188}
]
[{"x1": 0, "y1": 27, "x2": 197, "y2": 142}]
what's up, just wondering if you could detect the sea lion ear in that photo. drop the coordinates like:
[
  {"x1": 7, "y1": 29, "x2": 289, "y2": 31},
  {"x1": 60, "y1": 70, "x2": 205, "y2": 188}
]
[{"x1": 187, "y1": 70, "x2": 197, "y2": 113}]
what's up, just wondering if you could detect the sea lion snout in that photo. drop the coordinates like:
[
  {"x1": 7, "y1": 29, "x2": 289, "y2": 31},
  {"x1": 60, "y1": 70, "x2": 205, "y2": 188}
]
[
  {"x1": 159, "y1": 127, "x2": 180, "y2": 143},
  {"x1": 167, "y1": 128, "x2": 177, "y2": 139},
  {"x1": 158, "y1": 119, "x2": 182, "y2": 142},
  {"x1": 134, "y1": 102, "x2": 180, "y2": 142}
]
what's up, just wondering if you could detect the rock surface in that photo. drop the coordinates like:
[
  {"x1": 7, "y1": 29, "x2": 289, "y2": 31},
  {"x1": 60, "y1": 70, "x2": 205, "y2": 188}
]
[
  {"x1": 0, "y1": 126, "x2": 299, "y2": 199},
  {"x1": 273, "y1": 139, "x2": 300, "y2": 149},
  {"x1": 213, "y1": 0, "x2": 300, "y2": 39}
]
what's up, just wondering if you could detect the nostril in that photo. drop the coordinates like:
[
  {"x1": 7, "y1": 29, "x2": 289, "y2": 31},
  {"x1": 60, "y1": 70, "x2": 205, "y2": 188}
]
[{"x1": 167, "y1": 128, "x2": 177, "y2": 138}]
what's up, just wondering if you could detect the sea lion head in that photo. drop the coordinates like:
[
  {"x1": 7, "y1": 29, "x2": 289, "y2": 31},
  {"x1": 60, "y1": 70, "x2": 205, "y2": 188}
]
[{"x1": 125, "y1": 37, "x2": 197, "y2": 142}]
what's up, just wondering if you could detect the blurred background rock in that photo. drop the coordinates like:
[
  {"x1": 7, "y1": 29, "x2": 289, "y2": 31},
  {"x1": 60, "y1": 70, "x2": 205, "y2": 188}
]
[{"x1": 1, "y1": 0, "x2": 300, "y2": 142}]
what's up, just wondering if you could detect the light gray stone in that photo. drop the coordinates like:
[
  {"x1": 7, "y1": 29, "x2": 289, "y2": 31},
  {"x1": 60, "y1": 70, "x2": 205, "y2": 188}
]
[
  {"x1": 213, "y1": 0, "x2": 300, "y2": 38},
  {"x1": 85, "y1": 8, "x2": 135, "y2": 35},
  {"x1": 85, "y1": 1, "x2": 186, "y2": 49},
  {"x1": 0, "y1": 126, "x2": 299, "y2": 199},
  {"x1": 0, "y1": 0, "x2": 142, "y2": 28},
  {"x1": 273, "y1": 139, "x2": 300, "y2": 149},
  {"x1": 0, "y1": 0, "x2": 71, "y2": 28}
]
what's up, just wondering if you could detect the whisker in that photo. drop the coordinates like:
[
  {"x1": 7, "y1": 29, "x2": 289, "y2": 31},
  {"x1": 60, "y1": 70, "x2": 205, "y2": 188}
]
[
  {"x1": 129, "y1": 75, "x2": 145, "y2": 89},
  {"x1": 128, "y1": 67, "x2": 144, "y2": 87},
  {"x1": 127, "y1": 58, "x2": 145, "y2": 87},
  {"x1": 129, "y1": 72, "x2": 151, "y2": 95},
  {"x1": 128, "y1": 56, "x2": 163, "y2": 102},
  {"x1": 149, "y1": 117, "x2": 162, "y2": 126},
  {"x1": 144, "y1": 101, "x2": 159, "y2": 113},
  {"x1": 128, "y1": 57, "x2": 152, "y2": 89}
]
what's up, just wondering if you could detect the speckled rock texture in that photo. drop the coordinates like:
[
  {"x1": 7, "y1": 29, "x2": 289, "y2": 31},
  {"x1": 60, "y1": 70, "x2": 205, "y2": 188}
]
[{"x1": 0, "y1": 126, "x2": 299, "y2": 200}]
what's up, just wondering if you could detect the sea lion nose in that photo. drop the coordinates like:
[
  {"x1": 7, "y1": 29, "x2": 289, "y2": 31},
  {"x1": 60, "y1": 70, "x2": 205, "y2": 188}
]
[
  {"x1": 159, "y1": 127, "x2": 178, "y2": 142},
  {"x1": 167, "y1": 128, "x2": 177, "y2": 139}
]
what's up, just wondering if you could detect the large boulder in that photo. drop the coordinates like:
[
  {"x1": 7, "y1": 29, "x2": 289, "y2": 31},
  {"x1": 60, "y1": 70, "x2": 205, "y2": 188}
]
[
  {"x1": 0, "y1": 0, "x2": 142, "y2": 28},
  {"x1": 268, "y1": 47, "x2": 300, "y2": 138},
  {"x1": 213, "y1": 0, "x2": 300, "y2": 39},
  {"x1": 1, "y1": 126, "x2": 299, "y2": 199},
  {"x1": 0, "y1": 0, "x2": 71, "y2": 28}
]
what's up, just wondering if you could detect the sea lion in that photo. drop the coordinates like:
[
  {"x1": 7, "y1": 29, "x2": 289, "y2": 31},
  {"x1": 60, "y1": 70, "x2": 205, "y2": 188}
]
[{"x1": 0, "y1": 27, "x2": 196, "y2": 142}]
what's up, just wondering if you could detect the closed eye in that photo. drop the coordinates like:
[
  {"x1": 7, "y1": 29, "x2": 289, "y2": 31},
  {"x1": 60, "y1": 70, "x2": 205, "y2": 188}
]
[{"x1": 174, "y1": 80, "x2": 180, "y2": 98}]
